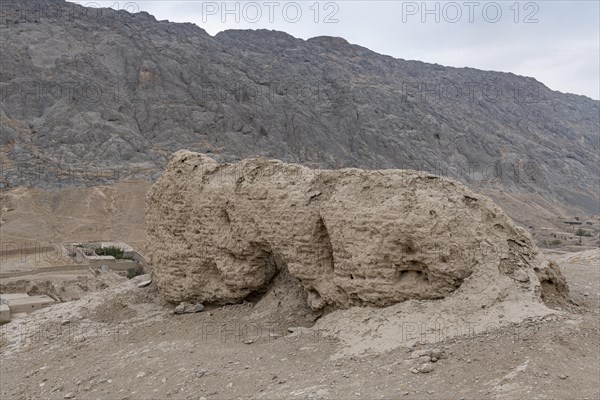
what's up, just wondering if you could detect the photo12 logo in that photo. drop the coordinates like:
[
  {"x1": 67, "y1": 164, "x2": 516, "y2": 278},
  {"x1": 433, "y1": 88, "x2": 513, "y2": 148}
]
[
  {"x1": 401, "y1": 80, "x2": 542, "y2": 104},
  {"x1": 0, "y1": 321, "x2": 138, "y2": 346},
  {"x1": 0, "y1": 1, "x2": 140, "y2": 24},
  {"x1": 0, "y1": 80, "x2": 140, "y2": 105},
  {"x1": 200, "y1": 1, "x2": 340, "y2": 24},
  {"x1": 401, "y1": 1, "x2": 540, "y2": 23}
]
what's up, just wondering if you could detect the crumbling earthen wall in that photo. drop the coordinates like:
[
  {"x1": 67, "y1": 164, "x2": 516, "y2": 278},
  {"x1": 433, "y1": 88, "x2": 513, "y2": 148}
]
[{"x1": 146, "y1": 151, "x2": 568, "y2": 309}]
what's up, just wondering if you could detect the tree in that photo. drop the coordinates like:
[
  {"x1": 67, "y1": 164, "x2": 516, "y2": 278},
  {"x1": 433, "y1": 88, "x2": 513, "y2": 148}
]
[{"x1": 575, "y1": 228, "x2": 591, "y2": 237}]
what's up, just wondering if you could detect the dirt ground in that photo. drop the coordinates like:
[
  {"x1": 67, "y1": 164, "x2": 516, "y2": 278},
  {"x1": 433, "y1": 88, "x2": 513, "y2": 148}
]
[
  {"x1": 0, "y1": 270, "x2": 127, "y2": 302},
  {"x1": 0, "y1": 182, "x2": 150, "y2": 249},
  {"x1": 0, "y1": 250, "x2": 598, "y2": 400}
]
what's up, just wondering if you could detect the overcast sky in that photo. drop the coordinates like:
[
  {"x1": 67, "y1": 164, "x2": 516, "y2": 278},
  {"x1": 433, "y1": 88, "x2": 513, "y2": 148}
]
[{"x1": 84, "y1": 1, "x2": 599, "y2": 99}]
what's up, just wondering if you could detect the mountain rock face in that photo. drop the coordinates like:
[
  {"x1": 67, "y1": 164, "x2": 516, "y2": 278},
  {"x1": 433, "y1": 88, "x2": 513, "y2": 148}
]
[
  {"x1": 1, "y1": 0, "x2": 598, "y2": 215},
  {"x1": 146, "y1": 151, "x2": 568, "y2": 309}
]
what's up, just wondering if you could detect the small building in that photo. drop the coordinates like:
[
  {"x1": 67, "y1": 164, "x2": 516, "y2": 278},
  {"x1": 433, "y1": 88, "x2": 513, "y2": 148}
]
[
  {"x1": 67, "y1": 241, "x2": 147, "y2": 273},
  {"x1": 0, "y1": 293, "x2": 56, "y2": 322},
  {"x1": 0, "y1": 303, "x2": 10, "y2": 322}
]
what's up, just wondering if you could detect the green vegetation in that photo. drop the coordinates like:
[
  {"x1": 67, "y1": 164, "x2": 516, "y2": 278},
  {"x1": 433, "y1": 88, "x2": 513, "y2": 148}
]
[
  {"x1": 126, "y1": 268, "x2": 143, "y2": 279},
  {"x1": 94, "y1": 246, "x2": 132, "y2": 260},
  {"x1": 575, "y1": 228, "x2": 592, "y2": 237}
]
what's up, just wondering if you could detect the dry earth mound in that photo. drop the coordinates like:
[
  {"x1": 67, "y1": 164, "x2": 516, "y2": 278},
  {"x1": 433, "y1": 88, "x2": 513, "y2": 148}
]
[{"x1": 146, "y1": 151, "x2": 568, "y2": 313}]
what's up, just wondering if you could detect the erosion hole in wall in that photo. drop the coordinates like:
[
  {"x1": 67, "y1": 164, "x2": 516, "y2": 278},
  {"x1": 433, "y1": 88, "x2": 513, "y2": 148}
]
[
  {"x1": 221, "y1": 209, "x2": 231, "y2": 224},
  {"x1": 307, "y1": 288, "x2": 322, "y2": 302},
  {"x1": 394, "y1": 260, "x2": 431, "y2": 286},
  {"x1": 314, "y1": 216, "x2": 335, "y2": 272},
  {"x1": 244, "y1": 249, "x2": 287, "y2": 302},
  {"x1": 396, "y1": 270, "x2": 430, "y2": 285}
]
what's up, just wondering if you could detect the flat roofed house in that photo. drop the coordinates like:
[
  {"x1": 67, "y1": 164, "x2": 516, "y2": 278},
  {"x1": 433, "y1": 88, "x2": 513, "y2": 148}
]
[
  {"x1": 0, "y1": 303, "x2": 10, "y2": 322},
  {"x1": 0, "y1": 293, "x2": 56, "y2": 321},
  {"x1": 5, "y1": 295, "x2": 55, "y2": 314}
]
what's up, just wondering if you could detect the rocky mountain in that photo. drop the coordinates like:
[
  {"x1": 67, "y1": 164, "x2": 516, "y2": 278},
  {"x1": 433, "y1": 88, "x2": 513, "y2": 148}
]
[{"x1": 1, "y1": 0, "x2": 598, "y2": 215}]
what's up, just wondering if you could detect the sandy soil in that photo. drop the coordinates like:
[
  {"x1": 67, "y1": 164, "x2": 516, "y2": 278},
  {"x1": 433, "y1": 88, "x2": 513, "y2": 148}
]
[
  {"x1": 0, "y1": 181, "x2": 150, "y2": 248},
  {"x1": 0, "y1": 252, "x2": 598, "y2": 400},
  {"x1": 0, "y1": 270, "x2": 127, "y2": 302}
]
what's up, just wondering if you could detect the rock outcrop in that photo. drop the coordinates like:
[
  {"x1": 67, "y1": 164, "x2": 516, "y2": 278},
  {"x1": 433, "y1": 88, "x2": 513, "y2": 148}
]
[{"x1": 146, "y1": 151, "x2": 568, "y2": 309}]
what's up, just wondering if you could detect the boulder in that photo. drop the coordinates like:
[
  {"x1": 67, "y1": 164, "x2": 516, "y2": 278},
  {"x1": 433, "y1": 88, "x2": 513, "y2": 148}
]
[{"x1": 173, "y1": 302, "x2": 205, "y2": 314}]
